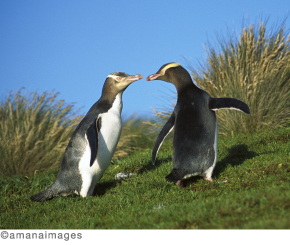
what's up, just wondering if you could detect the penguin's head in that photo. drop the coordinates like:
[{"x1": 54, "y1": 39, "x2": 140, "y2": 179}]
[
  {"x1": 102, "y1": 72, "x2": 143, "y2": 97},
  {"x1": 147, "y1": 62, "x2": 193, "y2": 90}
]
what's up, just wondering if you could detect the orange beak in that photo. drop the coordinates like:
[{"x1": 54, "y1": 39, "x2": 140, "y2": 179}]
[{"x1": 146, "y1": 73, "x2": 162, "y2": 81}]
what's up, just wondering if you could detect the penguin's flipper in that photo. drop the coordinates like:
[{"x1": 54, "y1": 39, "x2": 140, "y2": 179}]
[
  {"x1": 209, "y1": 98, "x2": 250, "y2": 114},
  {"x1": 152, "y1": 113, "x2": 175, "y2": 164},
  {"x1": 86, "y1": 117, "x2": 101, "y2": 167}
]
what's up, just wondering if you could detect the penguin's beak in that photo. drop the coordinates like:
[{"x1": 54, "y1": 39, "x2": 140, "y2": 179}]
[
  {"x1": 146, "y1": 73, "x2": 162, "y2": 81},
  {"x1": 118, "y1": 74, "x2": 143, "y2": 91},
  {"x1": 125, "y1": 74, "x2": 143, "y2": 82}
]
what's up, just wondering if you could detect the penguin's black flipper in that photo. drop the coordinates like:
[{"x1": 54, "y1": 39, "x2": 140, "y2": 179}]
[
  {"x1": 209, "y1": 98, "x2": 250, "y2": 114},
  {"x1": 152, "y1": 113, "x2": 175, "y2": 164},
  {"x1": 76, "y1": 103, "x2": 108, "y2": 168},
  {"x1": 86, "y1": 118, "x2": 101, "y2": 167}
]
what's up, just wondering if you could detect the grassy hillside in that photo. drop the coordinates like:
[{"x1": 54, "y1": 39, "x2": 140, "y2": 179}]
[
  {"x1": 1, "y1": 127, "x2": 289, "y2": 229},
  {"x1": 1, "y1": 18, "x2": 289, "y2": 230}
]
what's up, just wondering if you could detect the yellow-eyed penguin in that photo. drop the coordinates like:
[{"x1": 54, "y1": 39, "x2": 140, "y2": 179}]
[
  {"x1": 147, "y1": 62, "x2": 250, "y2": 187},
  {"x1": 30, "y1": 72, "x2": 143, "y2": 201}
]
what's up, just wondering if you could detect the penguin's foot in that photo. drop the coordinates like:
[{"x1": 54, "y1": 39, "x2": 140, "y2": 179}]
[
  {"x1": 176, "y1": 180, "x2": 184, "y2": 188},
  {"x1": 204, "y1": 177, "x2": 228, "y2": 183},
  {"x1": 203, "y1": 177, "x2": 213, "y2": 182}
]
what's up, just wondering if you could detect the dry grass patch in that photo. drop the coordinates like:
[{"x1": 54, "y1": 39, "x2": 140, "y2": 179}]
[
  {"x1": 0, "y1": 89, "x2": 82, "y2": 176},
  {"x1": 114, "y1": 115, "x2": 156, "y2": 159},
  {"x1": 190, "y1": 20, "x2": 290, "y2": 135}
]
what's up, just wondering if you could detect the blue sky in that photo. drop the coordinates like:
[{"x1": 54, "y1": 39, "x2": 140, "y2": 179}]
[{"x1": 1, "y1": 0, "x2": 289, "y2": 119}]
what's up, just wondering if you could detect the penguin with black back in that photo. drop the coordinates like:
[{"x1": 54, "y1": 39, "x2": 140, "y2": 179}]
[
  {"x1": 147, "y1": 62, "x2": 250, "y2": 187},
  {"x1": 30, "y1": 72, "x2": 143, "y2": 201}
]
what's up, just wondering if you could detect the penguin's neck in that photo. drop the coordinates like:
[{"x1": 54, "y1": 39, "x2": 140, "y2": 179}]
[
  {"x1": 170, "y1": 71, "x2": 195, "y2": 93},
  {"x1": 111, "y1": 92, "x2": 123, "y2": 113},
  {"x1": 174, "y1": 79, "x2": 197, "y2": 94}
]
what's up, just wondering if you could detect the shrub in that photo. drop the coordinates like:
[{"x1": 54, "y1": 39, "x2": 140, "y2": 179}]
[
  {"x1": 0, "y1": 89, "x2": 83, "y2": 176},
  {"x1": 113, "y1": 115, "x2": 156, "y2": 159},
  {"x1": 189, "y1": 19, "x2": 290, "y2": 136}
]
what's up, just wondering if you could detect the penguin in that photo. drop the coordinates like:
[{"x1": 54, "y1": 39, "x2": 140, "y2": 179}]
[
  {"x1": 147, "y1": 62, "x2": 250, "y2": 187},
  {"x1": 30, "y1": 72, "x2": 143, "y2": 201}
]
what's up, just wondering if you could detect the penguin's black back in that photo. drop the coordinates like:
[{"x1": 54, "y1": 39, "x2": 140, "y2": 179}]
[{"x1": 171, "y1": 85, "x2": 216, "y2": 178}]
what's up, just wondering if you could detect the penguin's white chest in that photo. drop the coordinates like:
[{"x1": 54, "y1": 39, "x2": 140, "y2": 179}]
[
  {"x1": 97, "y1": 107, "x2": 122, "y2": 163},
  {"x1": 78, "y1": 93, "x2": 123, "y2": 197}
]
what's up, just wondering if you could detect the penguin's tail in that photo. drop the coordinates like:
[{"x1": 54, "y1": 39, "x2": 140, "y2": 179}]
[
  {"x1": 165, "y1": 168, "x2": 181, "y2": 183},
  {"x1": 30, "y1": 181, "x2": 65, "y2": 202}
]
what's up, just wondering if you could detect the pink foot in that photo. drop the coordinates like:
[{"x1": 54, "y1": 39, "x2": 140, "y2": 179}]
[
  {"x1": 176, "y1": 180, "x2": 184, "y2": 188},
  {"x1": 203, "y1": 177, "x2": 213, "y2": 182}
]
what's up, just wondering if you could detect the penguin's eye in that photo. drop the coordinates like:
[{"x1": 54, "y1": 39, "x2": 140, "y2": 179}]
[{"x1": 115, "y1": 76, "x2": 122, "y2": 82}]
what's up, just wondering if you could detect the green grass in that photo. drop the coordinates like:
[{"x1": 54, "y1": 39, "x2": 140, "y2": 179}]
[{"x1": 1, "y1": 127, "x2": 290, "y2": 229}]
